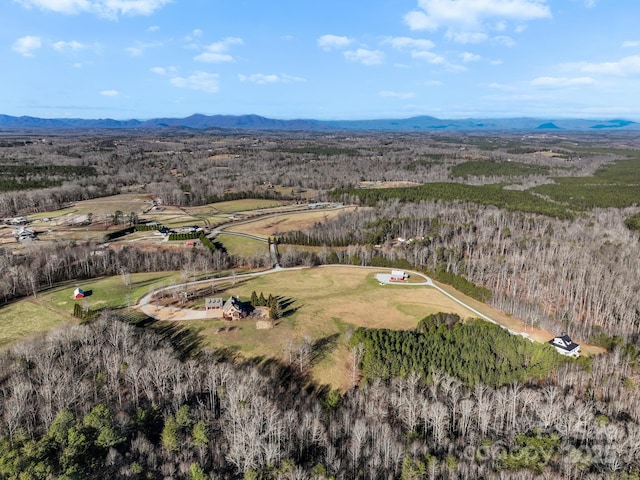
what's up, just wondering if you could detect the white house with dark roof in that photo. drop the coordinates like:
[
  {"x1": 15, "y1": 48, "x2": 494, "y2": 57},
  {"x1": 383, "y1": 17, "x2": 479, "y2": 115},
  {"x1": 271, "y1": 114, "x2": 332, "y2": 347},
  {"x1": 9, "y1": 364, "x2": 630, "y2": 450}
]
[{"x1": 549, "y1": 333, "x2": 580, "y2": 357}]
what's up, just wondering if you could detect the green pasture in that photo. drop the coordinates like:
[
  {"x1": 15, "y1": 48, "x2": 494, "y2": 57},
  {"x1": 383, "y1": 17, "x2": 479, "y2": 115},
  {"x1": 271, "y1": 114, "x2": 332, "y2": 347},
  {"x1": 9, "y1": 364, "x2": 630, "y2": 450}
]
[
  {"x1": 216, "y1": 233, "x2": 268, "y2": 257},
  {"x1": 0, "y1": 301, "x2": 73, "y2": 348},
  {"x1": 208, "y1": 199, "x2": 285, "y2": 213},
  {"x1": 190, "y1": 267, "x2": 473, "y2": 388},
  {"x1": 38, "y1": 272, "x2": 183, "y2": 317}
]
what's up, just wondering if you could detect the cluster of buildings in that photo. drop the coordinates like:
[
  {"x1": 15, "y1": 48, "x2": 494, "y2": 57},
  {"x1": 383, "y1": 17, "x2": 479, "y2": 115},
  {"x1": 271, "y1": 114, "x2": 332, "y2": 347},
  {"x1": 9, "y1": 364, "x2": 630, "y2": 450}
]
[{"x1": 205, "y1": 296, "x2": 248, "y2": 320}]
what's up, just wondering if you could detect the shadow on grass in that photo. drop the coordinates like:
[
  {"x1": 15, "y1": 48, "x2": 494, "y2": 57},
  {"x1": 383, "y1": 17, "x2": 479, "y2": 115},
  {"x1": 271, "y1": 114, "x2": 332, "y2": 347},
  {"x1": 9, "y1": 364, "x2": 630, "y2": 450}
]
[
  {"x1": 277, "y1": 296, "x2": 300, "y2": 317},
  {"x1": 127, "y1": 313, "x2": 205, "y2": 360},
  {"x1": 238, "y1": 355, "x2": 332, "y2": 399},
  {"x1": 310, "y1": 333, "x2": 340, "y2": 366}
]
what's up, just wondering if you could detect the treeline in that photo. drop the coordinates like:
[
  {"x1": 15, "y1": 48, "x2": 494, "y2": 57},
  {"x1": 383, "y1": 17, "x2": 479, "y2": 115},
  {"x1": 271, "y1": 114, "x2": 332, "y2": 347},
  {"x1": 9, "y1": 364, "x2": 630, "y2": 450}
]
[
  {"x1": 0, "y1": 164, "x2": 99, "y2": 193},
  {"x1": 2, "y1": 314, "x2": 640, "y2": 478},
  {"x1": 275, "y1": 201, "x2": 640, "y2": 341},
  {"x1": 0, "y1": 242, "x2": 229, "y2": 304},
  {"x1": 450, "y1": 160, "x2": 550, "y2": 178},
  {"x1": 332, "y1": 183, "x2": 574, "y2": 219},
  {"x1": 350, "y1": 313, "x2": 564, "y2": 386}
]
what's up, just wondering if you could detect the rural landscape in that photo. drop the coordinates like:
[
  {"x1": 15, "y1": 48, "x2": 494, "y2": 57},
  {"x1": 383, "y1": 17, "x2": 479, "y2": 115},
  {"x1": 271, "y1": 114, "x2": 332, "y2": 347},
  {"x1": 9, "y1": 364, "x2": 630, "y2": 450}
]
[{"x1": 0, "y1": 125, "x2": 639, "y2": 479}]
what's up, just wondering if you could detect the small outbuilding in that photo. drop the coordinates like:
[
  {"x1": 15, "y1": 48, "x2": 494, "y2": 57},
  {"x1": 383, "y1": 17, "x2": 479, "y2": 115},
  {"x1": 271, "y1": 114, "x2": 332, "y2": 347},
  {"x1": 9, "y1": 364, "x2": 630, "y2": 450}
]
[
  {"x1": 205, "y1": 297, "x2": 224, "y2": 311},
  {"x1": 390, "y1": 270, "x2": 409, "y2": 281},
  {"x1": 73, "y1": 288, "x2": 85, "y2": 299},
  {"x1": 549, "y1": 333, "x2": 580, "y2": 358}
]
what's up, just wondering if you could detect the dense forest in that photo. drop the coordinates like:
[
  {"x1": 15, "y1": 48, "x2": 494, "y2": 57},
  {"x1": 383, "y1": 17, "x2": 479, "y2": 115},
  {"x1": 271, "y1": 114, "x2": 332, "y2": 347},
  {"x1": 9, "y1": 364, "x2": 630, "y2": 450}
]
[
  {"x1": 1, "y1": 314, "x2": 640, "y2": 479},
  {"x1": 1, "y1": 130, "x2": 640, "y2": 478}
]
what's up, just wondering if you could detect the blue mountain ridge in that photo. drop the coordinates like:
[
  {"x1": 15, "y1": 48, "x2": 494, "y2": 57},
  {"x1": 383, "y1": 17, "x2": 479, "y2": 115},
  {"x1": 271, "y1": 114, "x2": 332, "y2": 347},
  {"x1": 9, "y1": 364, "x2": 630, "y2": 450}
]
[{"x1": 0, "y1": 113, "x2": 637, "y2": 131}]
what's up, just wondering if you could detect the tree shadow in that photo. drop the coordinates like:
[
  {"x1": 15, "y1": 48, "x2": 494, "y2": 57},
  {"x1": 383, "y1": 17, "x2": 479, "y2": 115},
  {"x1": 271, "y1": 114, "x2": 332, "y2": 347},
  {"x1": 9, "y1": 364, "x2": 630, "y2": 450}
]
[
  {"x1": 276, "y1": 295, "x2": 300, "y2": 317},
  {"x1": 310, "y1": 333, "x2": 340, "y2": 367},
  {"x1": 127, "y1": 315, "x2": 205, "y2": 360}
]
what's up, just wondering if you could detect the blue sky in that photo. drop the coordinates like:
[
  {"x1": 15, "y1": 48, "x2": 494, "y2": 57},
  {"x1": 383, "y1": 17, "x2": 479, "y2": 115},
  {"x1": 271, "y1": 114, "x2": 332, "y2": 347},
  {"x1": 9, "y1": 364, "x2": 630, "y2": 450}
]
[{"x1": 2, "y1": 0, "x2": 639, "y2": 120}]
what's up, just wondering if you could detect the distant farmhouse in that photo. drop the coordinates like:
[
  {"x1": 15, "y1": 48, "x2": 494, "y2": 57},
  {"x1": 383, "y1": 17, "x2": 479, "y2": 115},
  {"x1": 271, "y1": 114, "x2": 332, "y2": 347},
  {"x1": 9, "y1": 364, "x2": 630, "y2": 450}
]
[
  {"x1": 390, "y1": 270, "x2": 409, "y2": 282},
  {"x1": 549, "y1": 334, "x2": 580, "y2": 357},
  {"x1": 205, "y1": 296, "x2": 248, "y2": 320}
]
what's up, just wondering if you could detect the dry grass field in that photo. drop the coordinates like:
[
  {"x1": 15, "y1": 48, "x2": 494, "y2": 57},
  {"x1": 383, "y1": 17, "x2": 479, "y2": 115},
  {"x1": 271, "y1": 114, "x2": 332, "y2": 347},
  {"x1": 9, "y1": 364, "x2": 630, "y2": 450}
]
[
  {"x1": 0, "y1": 300, "x2": 75, "y2": 348},
  {"x1": 187, "y1": 267, "x2": 474, "y2": 389},
  {"x1": 214, "y1": 233, "x2": 268, "y2": 257},
  {"x1": 226, "y1": 207, "x2": 356, "y2": 238}
]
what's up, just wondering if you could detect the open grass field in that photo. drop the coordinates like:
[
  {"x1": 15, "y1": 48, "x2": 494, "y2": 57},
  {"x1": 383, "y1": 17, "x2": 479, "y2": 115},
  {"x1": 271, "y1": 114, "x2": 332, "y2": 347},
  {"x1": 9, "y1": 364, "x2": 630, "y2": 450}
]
[
  {"x1": 206, "y1": 199, "x2": 285, "y2": 213},
  {"x1": 226, "y1": 207, "x2": 356, "y2": 238},
  {"x1": 215, "y1": 233, "x2": 268, "y2": 257},
  {"x1": 187, "y1": 267, "x2": 473, "y2": 389},
  {"x1": 38, "y1": 272, "x2": 184, "y2": 318},
  {"x1": 58, "y1": 193, "x2": 154, "y2": 217},
  {"x1": 0, "y1": 300, "x2": 74, "y2": 348}
]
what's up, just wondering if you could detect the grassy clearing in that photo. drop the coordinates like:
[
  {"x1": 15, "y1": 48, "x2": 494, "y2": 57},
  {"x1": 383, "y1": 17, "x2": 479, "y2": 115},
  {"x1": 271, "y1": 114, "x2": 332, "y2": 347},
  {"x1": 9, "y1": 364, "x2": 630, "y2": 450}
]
[
  {"x1": 192, "y1": 267, "x2": 471, "y2": 389},
  {"x1": 226, "y1": 207, "x2": 355, "y2": 237},
  {"x1": 67, "y1": 194, "x2": 153, "y2": 216},
  {"x1": 209, "y1": 199, "x2": 285, "y2": 213},
  {"x1": 215, "y1": 233, "x2": 268, "y2": 257},
  {"x1": 38, "y1": 272, "x2": 183, "y2": 317},
  {"x1": 0, "y1": 300, "x2": 74, "y2": 348}
]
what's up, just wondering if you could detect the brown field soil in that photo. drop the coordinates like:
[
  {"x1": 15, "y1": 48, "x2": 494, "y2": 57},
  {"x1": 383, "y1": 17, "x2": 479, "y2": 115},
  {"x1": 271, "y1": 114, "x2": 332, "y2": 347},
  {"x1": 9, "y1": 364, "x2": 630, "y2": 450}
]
[{"x1": 226, "y1": 207, "x2": 356, "y2": 238}]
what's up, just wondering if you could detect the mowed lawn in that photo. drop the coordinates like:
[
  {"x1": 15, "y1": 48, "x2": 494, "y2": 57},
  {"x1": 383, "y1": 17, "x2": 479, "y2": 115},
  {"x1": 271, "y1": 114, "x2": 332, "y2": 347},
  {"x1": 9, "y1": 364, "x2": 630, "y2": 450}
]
[
  {"x1": 37, "y1": 272, "x2": 184, "y2": 318},
  {"x1": 206, "y1": 199, "x2": 285, "y2": 213},
  {"x1": 226, "y1": 207, "x2": 356, "y2": 238},
  {"x1": 193, "y1": 267, "x2": 472, "y2": 389},
  {"x1": 0, "y1": 300, "x2": 74, "y2": 348},
  {"x1": 215, "y1": 233, "x2": 268, "y2": 257}
]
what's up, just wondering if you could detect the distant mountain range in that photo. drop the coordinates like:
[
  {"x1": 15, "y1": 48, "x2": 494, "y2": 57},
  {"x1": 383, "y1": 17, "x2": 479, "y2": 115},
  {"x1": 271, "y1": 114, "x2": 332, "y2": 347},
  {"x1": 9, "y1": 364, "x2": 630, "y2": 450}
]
[{"x1": 0, "y1": 113, "x2": 638, "y2": 132}]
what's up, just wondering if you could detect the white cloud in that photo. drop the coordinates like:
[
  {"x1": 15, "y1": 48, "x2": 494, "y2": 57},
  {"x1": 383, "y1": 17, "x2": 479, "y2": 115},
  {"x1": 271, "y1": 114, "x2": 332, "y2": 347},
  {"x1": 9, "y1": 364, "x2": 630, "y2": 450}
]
[
  {"x1": 125, "y1": 41, "x2": 162, "y2": 57},
  {"x1": 15, "y1": 0, "x2": 173, "y2": 18},
  {"x1": 424, "y1": 80, "x2": 443, "y2": 86},
  {"x1": 379, "y1": 90, "x2": 415, "y2": 99},
  {"x1": 150, "y1": 65, "x2": 177, "y2": 76},
  {"x1": 100, "y1": 89, "x2": 119, "y2": 96},
  {"x1": 461, "y1": 52, "x2": 481, "y2": 62},
  {"x1": 52, "y1": 40, "x2": 85, "y2": 51},
  {"x1": 531, "y1": 76, "x2": 596, "y2": 87},
  {"x1": 404, "y1": 10, "x2": 438, "y2": 31},
  {"x1": 405, "y1": 0, "x2": 550, "y2": 44},
  {"x1": 12, "y1": 35, "x2": 42, "y2": 57},
  {"x1": 385, "y1": 36, "x2": 435, "y2": 51},
  {"x1": 564, "y1": 55, "x2": 640, "y2": 77},
  {"x1": 170, "y1": 72, "x2": 220, "y2": 93},
  {"x1": 412, "y1": 50, "x2": 445, "y2": 63},
  {"x1": 238, "y1": 73, "x2": 305, "y2": 84},
  {"x1": 317, "y1": 34, "x2": 352, "y2": 50},
  {"x1": 127, "y1": 47, "x2": 143, "y2": 57},
  {"x1": 194, "y1": 52, "x2": 234, "y2": 63},
  {"x1": 493, "y1": 35, "x2": 515, "y2": 47},
  {"x1": 445, "y1": 30, "x2": 488, "y2": 44},
  {"x1": 344, "y1": 48, "x2": 384, "y2": 66},
  {"x1": 147, "y1": 25, "x2": 160, "y2": 32},
  {"x1": 488, "y1": 82, "x2": 515, "y2": 90},
  {"x1": 622, "y1": 40, "x2": 640, "y2": 48},
  {"x1": 195, "y1": 37, "x2": 243, "y2": 63}
]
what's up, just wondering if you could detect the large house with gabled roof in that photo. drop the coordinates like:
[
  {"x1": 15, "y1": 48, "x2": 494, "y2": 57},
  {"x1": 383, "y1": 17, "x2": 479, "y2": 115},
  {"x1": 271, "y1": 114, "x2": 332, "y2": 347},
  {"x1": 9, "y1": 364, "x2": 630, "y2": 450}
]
[{"x1": 549, "y1": 333, "x2": 580, "y2": 357}]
